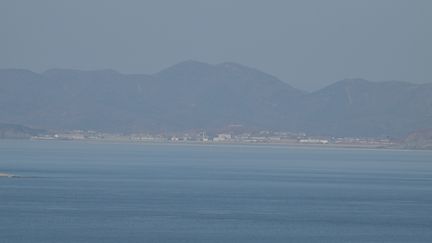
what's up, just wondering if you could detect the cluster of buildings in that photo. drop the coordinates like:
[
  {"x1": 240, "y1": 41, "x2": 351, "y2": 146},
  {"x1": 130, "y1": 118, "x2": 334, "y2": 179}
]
[{"x1": 31, "y1": 129, "x2": 393, "y2": 147}]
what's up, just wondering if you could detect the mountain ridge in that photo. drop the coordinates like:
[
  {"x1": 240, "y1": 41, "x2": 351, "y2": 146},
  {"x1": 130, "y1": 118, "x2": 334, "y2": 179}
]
[{"x1": 1, "y1": 61, "x2": 431, "y2": 137}]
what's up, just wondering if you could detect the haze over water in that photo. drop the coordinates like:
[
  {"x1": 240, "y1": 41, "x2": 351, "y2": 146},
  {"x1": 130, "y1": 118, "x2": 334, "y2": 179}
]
[{"x1": 1, "y1": 140, "x2": 432, "y2": 242}]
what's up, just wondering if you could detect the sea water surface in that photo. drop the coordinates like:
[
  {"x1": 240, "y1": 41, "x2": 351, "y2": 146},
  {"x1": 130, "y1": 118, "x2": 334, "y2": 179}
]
[{"x1": 1, "y1": 140, "x2": 432, "y2": 243}]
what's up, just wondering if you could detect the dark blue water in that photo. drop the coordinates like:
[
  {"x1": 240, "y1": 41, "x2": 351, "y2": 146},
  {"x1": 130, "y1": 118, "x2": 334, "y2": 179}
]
[{"x1": 1, "y1": 140, "x2": 432, "y2": 243}]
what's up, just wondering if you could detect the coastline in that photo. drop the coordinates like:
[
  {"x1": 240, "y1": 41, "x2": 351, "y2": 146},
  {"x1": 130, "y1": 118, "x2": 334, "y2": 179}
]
[
  {"x1": 17, "y1": 137, "x2": 429, "y2": 151},
  {"x1": 1, "y1": 137, "x2": 430, "y2": 151}
]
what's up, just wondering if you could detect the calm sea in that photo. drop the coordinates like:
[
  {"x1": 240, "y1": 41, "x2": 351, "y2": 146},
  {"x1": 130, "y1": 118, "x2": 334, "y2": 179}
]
[{"x1": 1, "y1": 140, "x2": 432, "y2": 243}]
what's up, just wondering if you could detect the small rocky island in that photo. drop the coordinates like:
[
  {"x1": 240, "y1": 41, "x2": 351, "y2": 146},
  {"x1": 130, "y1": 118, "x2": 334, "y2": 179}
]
[{"x1": 0, "y1": 173, "x2": 14, "y2": 178}]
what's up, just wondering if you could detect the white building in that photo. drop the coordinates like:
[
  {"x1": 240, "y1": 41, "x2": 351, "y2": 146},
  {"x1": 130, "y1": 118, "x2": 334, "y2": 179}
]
[{"x1": 213, "y1": 133, "x2": 232, "y2": 142}]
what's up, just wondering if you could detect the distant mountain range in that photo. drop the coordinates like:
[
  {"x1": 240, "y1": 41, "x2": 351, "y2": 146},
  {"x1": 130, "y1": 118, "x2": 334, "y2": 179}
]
[{"x1": 1, "y1": 61, "x2": 431, "y2": 138}]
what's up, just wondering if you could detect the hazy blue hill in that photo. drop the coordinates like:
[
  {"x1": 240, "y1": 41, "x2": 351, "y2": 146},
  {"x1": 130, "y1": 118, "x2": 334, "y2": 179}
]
[
  {"x1": 0, "y1": 68, "x2": 159, "y2": 131},
  {"x1": 151, "y1": 61, "x2": 303, "y2": 131},
  {"x1": 403, "y1": 128, "x2": 432, "y2": 149},
  {"x1": 0, "y1": 123, "x2": 46, "y2": 139},
  {"x1": 0, "y1": 62, "x2": 303, "y2": 132},
  {"x1": 0, "y1": 63, "x2": 431, "y2": 137},
  {"x1": 298, "y1": 79, "x2": 432, "y2": 137},
  {"x1": 0, "y1": 69, "x2": 53, "y2": 127},
  {"x1": 41, "y1": 69, "x2": 160, "y2": 131}
]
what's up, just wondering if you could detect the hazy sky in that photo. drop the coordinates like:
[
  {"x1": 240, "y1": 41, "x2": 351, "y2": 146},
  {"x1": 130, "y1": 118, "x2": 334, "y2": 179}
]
[{"x1": 1, "y1": 0, "x2": 431, "y2": 90}]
